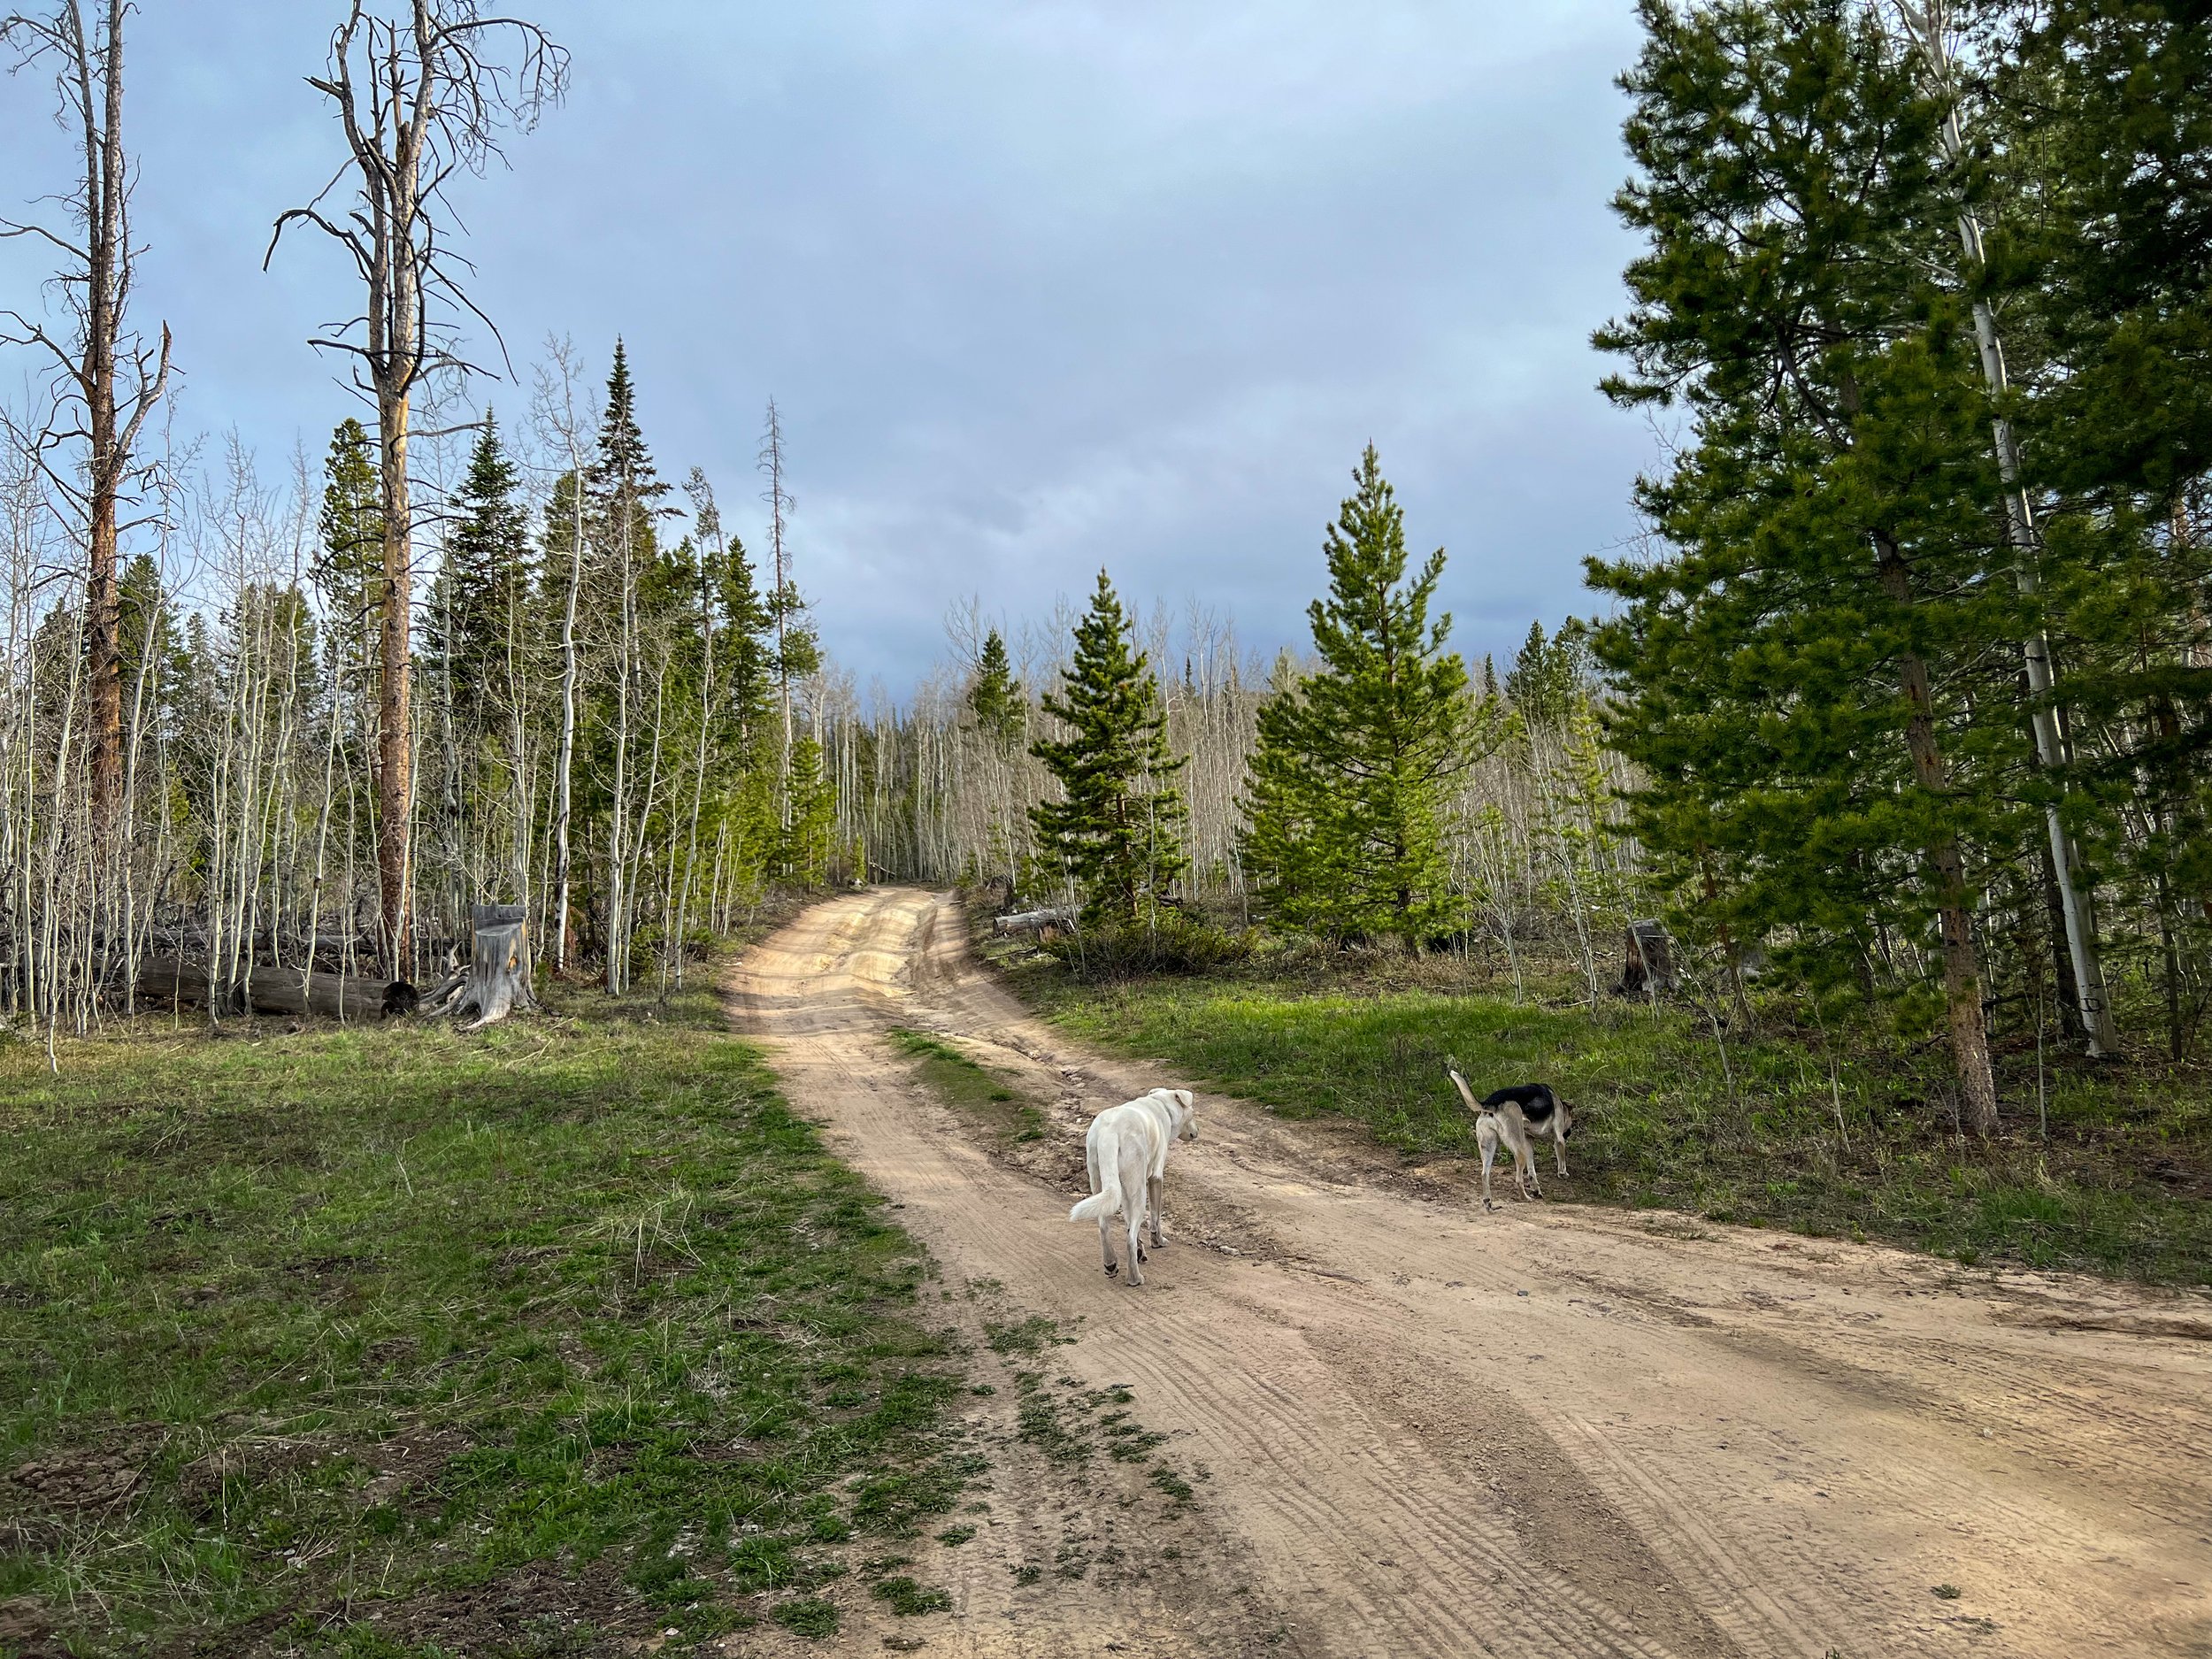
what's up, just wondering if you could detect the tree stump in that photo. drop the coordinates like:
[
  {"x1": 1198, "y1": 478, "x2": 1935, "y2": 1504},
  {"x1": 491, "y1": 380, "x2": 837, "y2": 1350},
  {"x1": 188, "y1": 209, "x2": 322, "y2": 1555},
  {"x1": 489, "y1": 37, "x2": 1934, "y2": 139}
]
[
  {"x1": 1617, "y1": 919, "x2": 1676, "y2": 998},
  {"x1": 439, "y1": 904, "x2": 535, "y2": 1029}
]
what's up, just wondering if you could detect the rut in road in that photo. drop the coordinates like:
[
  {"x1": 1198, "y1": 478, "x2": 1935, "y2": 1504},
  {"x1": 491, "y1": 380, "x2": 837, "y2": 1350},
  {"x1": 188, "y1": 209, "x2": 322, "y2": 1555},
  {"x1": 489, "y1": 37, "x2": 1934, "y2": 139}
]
[{"x1": 728, "y1": 887, "x2": 2212, "y2": 1659}]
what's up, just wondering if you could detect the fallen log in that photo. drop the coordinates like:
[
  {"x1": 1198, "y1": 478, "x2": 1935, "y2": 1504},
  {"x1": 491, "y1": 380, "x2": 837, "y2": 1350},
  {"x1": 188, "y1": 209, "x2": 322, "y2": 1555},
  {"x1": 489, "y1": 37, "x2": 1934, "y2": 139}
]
[
  {"x1": 133, "y1": 955, "x2": 392, "y2": 1021},
  {"x1": 993, "y1": 906, "x2": 1076, "y2": 937}
]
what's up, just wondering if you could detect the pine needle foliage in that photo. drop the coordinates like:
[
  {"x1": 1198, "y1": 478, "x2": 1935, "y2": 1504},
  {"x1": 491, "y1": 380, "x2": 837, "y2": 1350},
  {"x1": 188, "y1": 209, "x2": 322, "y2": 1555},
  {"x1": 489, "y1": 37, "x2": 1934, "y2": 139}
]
[
  {"x1": 434, "y1": 411, "x2": 531, "y2": 732},
  {"x1": 1586, "y1": 0, "x2": 2032, "y2": 1129},
  {"x1": 1240, "y1": 446, "x2": 1475, "y2": 948},
  {"x1": 966, "y1": 628, "x2": 1025, "y2": 755},
  {"x1": 1030, "y1": 572, "x2": 1187, "y2": 925}
]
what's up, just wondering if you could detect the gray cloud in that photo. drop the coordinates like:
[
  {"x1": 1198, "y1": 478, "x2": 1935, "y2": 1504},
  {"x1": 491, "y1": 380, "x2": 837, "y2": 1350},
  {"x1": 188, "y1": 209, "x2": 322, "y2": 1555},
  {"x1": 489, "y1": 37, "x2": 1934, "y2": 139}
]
[{"x1": 0, "y1": 0, "x2": 1655, "y2": 687}]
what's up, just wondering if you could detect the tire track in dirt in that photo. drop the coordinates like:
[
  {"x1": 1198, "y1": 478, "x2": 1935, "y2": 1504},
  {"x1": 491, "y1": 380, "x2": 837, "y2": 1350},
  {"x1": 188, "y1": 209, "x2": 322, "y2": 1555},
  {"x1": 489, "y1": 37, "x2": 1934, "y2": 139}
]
[{"x1": 728, "y1": 889, "x2": 2212, "y2": 1659}]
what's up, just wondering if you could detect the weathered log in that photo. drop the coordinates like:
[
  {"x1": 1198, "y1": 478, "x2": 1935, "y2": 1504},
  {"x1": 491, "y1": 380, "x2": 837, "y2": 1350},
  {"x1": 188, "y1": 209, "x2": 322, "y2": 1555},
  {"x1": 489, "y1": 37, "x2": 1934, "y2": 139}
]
[
  {"x1": 438, "y1": 904, "x2": 535, "y2": 1030},
  {"x1": 1616, "y1": 920, "x2": 1677, "y2": 998},
  {"x1": 133, "y1": 955, "x2": 392, "y2": 1020},
  {"x1": 993, "y1": 906, "x2": 1076, "y2": 937}
]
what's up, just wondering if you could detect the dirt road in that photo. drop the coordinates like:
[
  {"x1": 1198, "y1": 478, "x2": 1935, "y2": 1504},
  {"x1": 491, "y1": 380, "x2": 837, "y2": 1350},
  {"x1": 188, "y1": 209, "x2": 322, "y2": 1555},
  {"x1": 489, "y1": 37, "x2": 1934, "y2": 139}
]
[{"x1": 728, "y1": 888, "x2": 2212, "y2": 1658}]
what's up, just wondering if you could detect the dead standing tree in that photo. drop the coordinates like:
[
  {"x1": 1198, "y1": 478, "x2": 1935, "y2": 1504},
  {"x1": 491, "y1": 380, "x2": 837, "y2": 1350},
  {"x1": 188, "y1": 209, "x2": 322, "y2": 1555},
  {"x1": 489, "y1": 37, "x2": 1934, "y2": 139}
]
[
  {"x1": 266, "y1": 0, "x2": 565, "y2": 978},
  {"x1": 1, "y1": 0, "x2": 173, "y2": 834}
]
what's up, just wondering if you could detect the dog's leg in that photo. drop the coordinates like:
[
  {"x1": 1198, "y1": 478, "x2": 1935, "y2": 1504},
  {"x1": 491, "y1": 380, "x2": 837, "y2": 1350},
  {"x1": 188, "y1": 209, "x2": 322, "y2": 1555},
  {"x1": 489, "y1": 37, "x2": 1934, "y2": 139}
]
[
  {"x1": 1505, "y1": 1116, "x2": 1540, "y2": 1201},
  {"x1": 1554, "y1": 1127, "x2": 1570, "y2": 1179},
  {"x1": 1125, "y1": 1210, "x2": 1145, "y2": 1286},
  {"x1": 1479, "y1": 1115, "x2": 1501, "y2": 1212},
  {"x1": 1147, "y1": 1174, "x2": 1165, "y2": 1247},
  {"x1": 1100, "y1": 1214, "x2": 1118, "y2": 1277}
]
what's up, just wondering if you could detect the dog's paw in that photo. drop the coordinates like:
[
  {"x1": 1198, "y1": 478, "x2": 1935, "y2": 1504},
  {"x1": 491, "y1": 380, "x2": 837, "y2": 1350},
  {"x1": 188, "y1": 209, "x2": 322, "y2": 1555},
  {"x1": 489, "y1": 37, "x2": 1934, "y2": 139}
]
[{"x1": 1104, "y1": 1262, "x2": 1118, "y2": 1277}]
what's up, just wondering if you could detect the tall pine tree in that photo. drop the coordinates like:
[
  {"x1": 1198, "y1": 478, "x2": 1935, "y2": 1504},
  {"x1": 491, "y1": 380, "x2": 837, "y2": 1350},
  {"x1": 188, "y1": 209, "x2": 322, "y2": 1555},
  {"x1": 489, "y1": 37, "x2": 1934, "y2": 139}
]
[
  {"x1": 315, "y1": 418, "x2": 383, "y2": 696},
  {"x1": 434, "y1": 411, "x2": 532, "y2": 735},
  {"x1": 1031, "y1": 571, "x2": 1187, "y2": 925},
  {"x1": 1240, "y1": 447, "x2": 1472, "y2": 947},
  {"x1": 1589, "y1": 0, "x2": 2027, "y2": 1131}
]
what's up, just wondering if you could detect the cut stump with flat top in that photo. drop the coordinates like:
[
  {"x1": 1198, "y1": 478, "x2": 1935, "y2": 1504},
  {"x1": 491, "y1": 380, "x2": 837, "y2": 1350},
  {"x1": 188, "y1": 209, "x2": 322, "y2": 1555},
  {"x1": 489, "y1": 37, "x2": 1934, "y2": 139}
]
[{"x1": 444, "y1": 903, "x2": 535, "y2": 1029}]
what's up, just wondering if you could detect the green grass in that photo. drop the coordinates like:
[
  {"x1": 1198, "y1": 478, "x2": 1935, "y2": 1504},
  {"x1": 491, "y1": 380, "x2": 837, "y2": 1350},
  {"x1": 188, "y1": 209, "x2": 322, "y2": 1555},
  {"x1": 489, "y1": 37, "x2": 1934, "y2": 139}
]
[
  {"x1": 887, "y1": 1028, "x2": 1048, "y2": 1147},
  {"x1": 0, "y1": 969, "x2": 976, "y2": 1655},
  {"x1": 1018, "y1": 963, "x2": 2212, "y2": 1285}
]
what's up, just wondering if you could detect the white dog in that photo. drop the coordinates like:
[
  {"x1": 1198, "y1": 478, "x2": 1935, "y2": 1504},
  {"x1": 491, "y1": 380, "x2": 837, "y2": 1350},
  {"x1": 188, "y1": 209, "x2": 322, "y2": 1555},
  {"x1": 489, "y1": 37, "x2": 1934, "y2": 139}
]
[{"x1": 1069, "y1": 1087, "x2": 1197, "y2": 1286}]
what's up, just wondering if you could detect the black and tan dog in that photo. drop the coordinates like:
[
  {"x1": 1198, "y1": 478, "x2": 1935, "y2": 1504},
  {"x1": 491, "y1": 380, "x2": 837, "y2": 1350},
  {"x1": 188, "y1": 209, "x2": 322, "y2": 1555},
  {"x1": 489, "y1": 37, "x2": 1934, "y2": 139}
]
[{"x1": 1447, "y1": 1070, "x2": 1575, "y2": 1211}]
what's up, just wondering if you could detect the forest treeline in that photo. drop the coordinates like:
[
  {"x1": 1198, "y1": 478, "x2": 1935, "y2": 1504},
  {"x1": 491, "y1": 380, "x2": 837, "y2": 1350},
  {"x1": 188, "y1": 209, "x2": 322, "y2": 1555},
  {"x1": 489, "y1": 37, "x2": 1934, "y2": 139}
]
[{"x1": 3, "y1": 0, "x2": 2208, "y2": 1127}]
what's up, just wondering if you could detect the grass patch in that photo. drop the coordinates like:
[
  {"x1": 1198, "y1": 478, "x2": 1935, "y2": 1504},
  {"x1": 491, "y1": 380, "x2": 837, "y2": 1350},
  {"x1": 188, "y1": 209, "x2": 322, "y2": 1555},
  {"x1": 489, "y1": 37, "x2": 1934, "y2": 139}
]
[
  {"x1": 772, "y1": 1595, "x2": 842, "y2": 1636},
  {"x1": 870, "y1": 1573, "x2": 953, "y2": 1615},
  {"x1": 0, "y1": 965, "x2": 973, "y2": 1655},
  {"x1": 1011, "y1": 1374, "x2": 1091, "y2": 1467},
  {"x1": 887, "y1": 1028, "x2": 1048, "y2": 1146},
  {"x1": 981, "y1": 1316, "x2": 1061, "y2": 1356},
  {"x1": 1017, "y1": 961, "x2": 2212, "y2": 1285}
]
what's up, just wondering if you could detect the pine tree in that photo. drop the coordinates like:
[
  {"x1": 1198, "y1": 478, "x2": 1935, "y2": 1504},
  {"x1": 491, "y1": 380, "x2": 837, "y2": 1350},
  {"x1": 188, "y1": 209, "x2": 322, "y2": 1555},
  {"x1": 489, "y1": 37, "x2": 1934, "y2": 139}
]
[
  {"x1": 967, "y1": 627, "x2": 1025, "y2": 752},
  {"x1": 585, "y1": 340, "x2": 673, "y2": 994},
  {"x1": 1031, "y1": 571, "x2": 1187, "y2": 924},
  {"x1": 782, "y1": 731, "x2": 838, "y2": 887},
  {"x1": 1505, "y1": 618, "x2": 1589, "y2": 736},
  {"x1": 1589, "y1": 0, "x2": 2024, "y2": 1131},
  {"x1": 1240, "y1": 447, "x2": 1471, "y2": 947},
  {"x1": 437, "y1": 411, "x2": 532, "y2": 733},
  {"x1": 1992, "y1": 0, "x2": 2212, "y2": 1058},
  {"x1": 966, "y1": 626, "x2": 1028, "y2": 895},
  {"x1": 716, "y1": 529, "x2": 777, "y2": 761},
  {"x1": 588, "y1": 341, "x2": 672, "y2": 566},
  {"x1": 314, "y1": 418, "x2": 382, "y2": 692},
  {"x1": 117, "y1": 552, "x2": 187, "y2": 757}
]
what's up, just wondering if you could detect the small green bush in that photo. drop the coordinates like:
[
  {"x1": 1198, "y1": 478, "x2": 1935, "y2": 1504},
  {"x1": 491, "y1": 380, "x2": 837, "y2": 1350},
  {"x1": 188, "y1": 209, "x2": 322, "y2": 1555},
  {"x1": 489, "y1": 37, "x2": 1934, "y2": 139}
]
[{"x1": 1052, "y1": 912, "x2": 1251, "y2": 977}]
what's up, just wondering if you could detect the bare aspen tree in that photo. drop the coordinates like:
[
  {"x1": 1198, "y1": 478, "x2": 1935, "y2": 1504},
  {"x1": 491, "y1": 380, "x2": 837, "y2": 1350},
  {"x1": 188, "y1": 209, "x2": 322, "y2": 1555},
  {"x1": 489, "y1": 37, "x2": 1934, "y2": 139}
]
[
  {"x1": 673, "y1": 467, "x2": 721, "y2": 987},
  {"x1": 531, "y1": 337, "x2": 592, "y2": 973},
  {"x1": 266, "y1": 0, "x2": 565, "y2": 975},
  {"x1": 1, "y1": 0, "x2": 172, "y2": 834},
  {"x1": 1891, "y1": 0, "x2": 2121, "y2": 1058},
  {"x1": 760, "y1": 397, "x2": 794, "y2": 784}
]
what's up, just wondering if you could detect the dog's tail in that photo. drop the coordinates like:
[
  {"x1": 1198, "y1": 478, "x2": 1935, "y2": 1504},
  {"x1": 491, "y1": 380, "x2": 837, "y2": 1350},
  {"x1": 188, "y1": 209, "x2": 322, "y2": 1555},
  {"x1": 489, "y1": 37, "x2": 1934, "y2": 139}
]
[
  {"x1": 1445, "y1": 1067, "x2": 1492, "y2": 1115},
  {"x1": 1070, "y1": 1121, "x2": 1126, "y2": 1224},
  {"x1": 1069, "y1": 1171, "x2": 1122, "y2": 1224}
]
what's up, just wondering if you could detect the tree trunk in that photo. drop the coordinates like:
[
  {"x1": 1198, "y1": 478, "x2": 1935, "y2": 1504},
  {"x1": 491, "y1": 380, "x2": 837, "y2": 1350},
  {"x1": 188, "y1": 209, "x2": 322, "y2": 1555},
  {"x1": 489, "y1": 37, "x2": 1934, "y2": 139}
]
[
  {"x1": 135, "y1": 954, "x2": 390, "y2": 1021},
  {"x1": 552, "y1": 448, "x2": 584, "y2": 972},
  {"x1": 1877, "y1": 532, "x2": 2000, "y2": 1134},
  {"x1": 1903, "y1": 2, "x2": 2119, "y2": 1057},
  {"x1": 375, "y1": 386, "x2": 414, "y2": 974},
  {"x1": 1617, "y1": 919, "x2": 1676, "y2": 997},
  {"x1": 433, "y1": 902, "x2": 533, "y2": 1029}
]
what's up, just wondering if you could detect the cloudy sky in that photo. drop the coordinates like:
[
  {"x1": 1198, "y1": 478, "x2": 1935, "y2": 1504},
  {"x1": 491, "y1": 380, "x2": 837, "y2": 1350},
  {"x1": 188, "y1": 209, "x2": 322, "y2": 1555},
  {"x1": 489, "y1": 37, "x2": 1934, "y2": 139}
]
[{"x1": 0, "y1": 1, "x2": 1654, "y2": 694}]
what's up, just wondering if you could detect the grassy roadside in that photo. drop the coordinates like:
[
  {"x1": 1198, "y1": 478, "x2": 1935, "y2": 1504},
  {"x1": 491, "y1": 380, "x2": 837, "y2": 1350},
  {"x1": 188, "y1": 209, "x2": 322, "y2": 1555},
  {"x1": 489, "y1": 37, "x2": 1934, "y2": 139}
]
[
  {"x1": 0, "y1": 966, "x2": 973, "y2": 1656},
  {"x1": 886, "y1": 1030, "x2": 1048, "y2": 1151},
  {"x1": 1012, "y1": 960, "x2": 2212, "y2": 1286}
]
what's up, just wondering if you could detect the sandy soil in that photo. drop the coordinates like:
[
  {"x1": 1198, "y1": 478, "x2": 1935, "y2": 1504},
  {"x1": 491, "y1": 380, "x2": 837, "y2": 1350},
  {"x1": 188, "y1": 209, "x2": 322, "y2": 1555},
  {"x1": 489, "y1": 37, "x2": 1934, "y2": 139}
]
[{"x1": 722, "y1": 887, "x2": 2212, "y2": 1659}]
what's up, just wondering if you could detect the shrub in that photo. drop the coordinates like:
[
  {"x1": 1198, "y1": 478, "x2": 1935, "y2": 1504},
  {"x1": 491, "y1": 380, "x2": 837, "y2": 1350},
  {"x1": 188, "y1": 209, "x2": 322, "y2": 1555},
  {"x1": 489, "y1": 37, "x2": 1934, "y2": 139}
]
[{"x1": 1050, "y1": 912, "x2": 1251, "y2": 978}]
